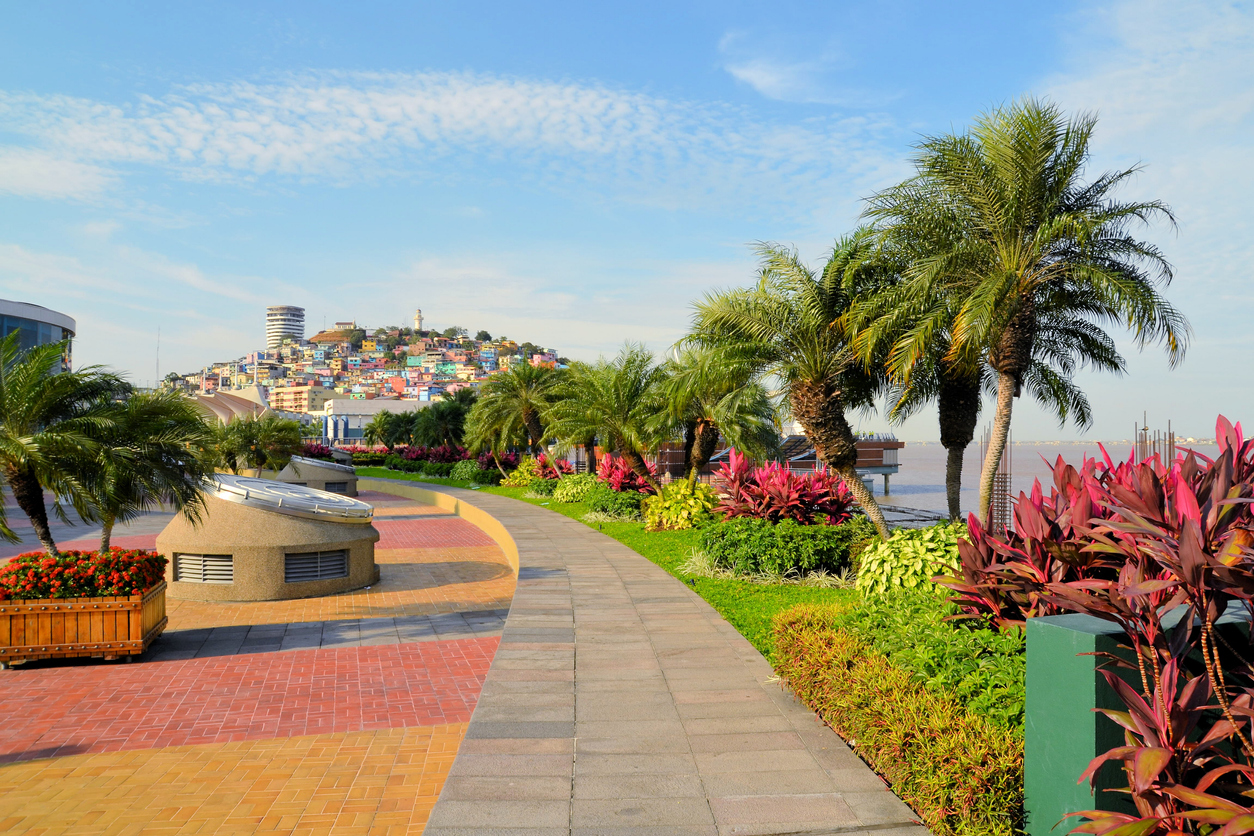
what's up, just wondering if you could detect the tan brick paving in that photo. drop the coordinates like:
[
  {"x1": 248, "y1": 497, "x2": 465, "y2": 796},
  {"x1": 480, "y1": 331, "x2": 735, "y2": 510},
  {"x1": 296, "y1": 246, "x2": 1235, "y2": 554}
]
[{"x1": 0, "y1": 723, "x2": 467, "y2": 835}]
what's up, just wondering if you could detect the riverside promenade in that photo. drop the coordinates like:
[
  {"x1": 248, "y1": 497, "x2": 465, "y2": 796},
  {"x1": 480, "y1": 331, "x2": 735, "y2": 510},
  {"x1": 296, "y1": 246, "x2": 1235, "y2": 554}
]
[{"x1": 365, "y1": 480, "x2": 928, "y2": 836}]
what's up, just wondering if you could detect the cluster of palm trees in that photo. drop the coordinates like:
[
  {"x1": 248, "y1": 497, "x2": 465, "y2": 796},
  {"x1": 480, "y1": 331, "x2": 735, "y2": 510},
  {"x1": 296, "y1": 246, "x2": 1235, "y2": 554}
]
[
  {"x1": 467, "y1": 100, "x2": 1189, "y2": 539},
  {"x1": 463, "y1": 345, "x2": 778, "y2": 497},
  {"x1": 361, "y1": 388, "x2": 478, "y2": 450},
  {"x1": 0, "y1": 333, "x2": 214, "y2": 556}
]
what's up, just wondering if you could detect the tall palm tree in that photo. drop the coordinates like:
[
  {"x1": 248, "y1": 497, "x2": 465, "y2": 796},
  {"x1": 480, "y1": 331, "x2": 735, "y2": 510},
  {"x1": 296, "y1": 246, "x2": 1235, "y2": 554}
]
[
  {"x1": 547, "y1": 345, "x2": 667, "y2": 493},
  {"x1": 412, "y1": 391, "x2": 477, "y2": 447},
  {"x1": 863, "y1": 98, "x2": 1189, "y2": 525},
  {"x1": 471, "y1": 363, "x2": 559, "y2": 454},
  {"x1": 0, "y1": 333, "x2": 128, "y2": 555},
  {"x1": 687, "y1": 237, "x2": 893, "y2": 539},
  {"x1": 87, "y1": 391, "x2": 213, "y2": 552},
  {"x1": 657, "y1": 346, "x2": 778, "y2": 485}
]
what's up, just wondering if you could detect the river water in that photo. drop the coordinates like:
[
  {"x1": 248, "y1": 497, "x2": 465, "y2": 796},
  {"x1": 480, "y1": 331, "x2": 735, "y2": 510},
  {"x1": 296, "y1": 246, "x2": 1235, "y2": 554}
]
[{"x1": 874, "y1": 440, "x2": 1221, "y2": 518}]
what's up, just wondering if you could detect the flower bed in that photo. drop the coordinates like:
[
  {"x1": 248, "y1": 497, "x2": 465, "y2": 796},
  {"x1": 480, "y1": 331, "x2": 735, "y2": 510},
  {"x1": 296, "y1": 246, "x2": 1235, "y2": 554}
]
[{"x1": 0, "y1": 550, "x2": 168, "y2": 665}]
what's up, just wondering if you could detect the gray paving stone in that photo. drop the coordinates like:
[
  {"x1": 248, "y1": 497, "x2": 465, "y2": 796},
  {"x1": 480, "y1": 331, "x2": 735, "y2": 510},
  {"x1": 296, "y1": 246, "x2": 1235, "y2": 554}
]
[
  {"x1": 571, "y1": 797, "x2": 715, "y2": 827},
  {"x1": 464, "y1": 721, "x2": 574, "y2": 739},
  {"x1": 427, "y1": 800, "x2": 569, "y2": 828},
  {"x1": 574, "y1": 773, "x2": 705, "y2": 799}
]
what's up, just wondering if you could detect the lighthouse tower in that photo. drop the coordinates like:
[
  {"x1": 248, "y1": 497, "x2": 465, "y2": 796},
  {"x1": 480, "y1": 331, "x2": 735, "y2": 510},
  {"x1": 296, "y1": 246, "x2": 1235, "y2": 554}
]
[{"x1": 413, "y1": 308, "x2": 424, "y2": 333}]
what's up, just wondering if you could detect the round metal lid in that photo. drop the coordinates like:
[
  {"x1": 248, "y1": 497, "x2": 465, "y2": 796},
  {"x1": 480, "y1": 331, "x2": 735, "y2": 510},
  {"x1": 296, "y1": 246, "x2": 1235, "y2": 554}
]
[
  {"x1": 287, "y1": 455, "x2": 356, "y2": 474},
  {"x1": 209, "y1": 475, "x2": 374, "y2": 523}
]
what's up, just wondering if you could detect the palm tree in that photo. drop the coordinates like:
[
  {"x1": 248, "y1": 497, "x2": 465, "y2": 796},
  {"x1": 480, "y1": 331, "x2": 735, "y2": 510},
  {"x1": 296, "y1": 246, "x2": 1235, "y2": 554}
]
[
  {"x1": 210, "y1": 413, "x2": 304, "y2": 475},
  {"x1": 547, "y1": 345, "x2": 668, "y2": 492},
  {"x1": 471, "y1": 363, "x2": 559, "y2": 454},
  {"x1": 863, "y1": 98, "x2": 1189, "y2": 525},
  {"x1": 87, "y1": 391, "x2": 214, "y2": 552},
  {"x1": 687, "y1": 237, "x2": 893, "y2": 538},
  {"x1": 0, "y1": 333, "x2": 128, "y2": 555},
  {"x1": 412, "y1": 390, "x2": 477, "y2": 447},
  {"x1": 657, "y1": 346, "x2": 778, "y2": 485}
]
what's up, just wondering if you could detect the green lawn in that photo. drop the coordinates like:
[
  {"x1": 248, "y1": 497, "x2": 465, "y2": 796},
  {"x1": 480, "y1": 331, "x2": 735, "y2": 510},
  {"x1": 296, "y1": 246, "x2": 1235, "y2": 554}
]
[{"x1": 357, "y1": 469, "x2": 857, "y2": 660}]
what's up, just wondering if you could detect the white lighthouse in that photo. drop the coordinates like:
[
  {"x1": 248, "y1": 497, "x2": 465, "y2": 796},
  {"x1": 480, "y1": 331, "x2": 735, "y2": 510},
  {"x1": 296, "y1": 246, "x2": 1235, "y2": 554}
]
[{"x1": 413, "y1": 308, "x2": 424, "y2": 333}]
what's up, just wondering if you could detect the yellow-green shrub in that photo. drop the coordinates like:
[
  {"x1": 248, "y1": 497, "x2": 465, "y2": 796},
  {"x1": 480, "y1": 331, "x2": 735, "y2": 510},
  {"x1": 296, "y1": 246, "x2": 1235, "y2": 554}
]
[
  {"x1": 773, "y1": 604, "x2": 1023, "y2": 836},
  {"x1": 855, "y1": 522, "x2": 962, "y2": 596},
  {"x1": 642, "y1": 481, "x2": 716, "y2": 531},
  {"x1": 501, "y1": 455, "x2": 543, "y2": 487}
]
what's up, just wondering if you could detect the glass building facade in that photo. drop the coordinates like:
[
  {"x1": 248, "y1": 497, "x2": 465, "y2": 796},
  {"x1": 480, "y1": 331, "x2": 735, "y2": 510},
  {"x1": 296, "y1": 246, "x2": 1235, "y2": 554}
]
[{"x1": 0, "y1": 300, "x2": 76, "y2": 368}]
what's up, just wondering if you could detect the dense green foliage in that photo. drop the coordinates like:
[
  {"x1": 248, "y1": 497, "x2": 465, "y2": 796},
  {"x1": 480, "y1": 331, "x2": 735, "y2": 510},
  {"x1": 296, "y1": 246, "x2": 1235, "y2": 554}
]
[
  {"x1": 449, "y1": 459, "x2": 483, "y2": 483},
  {"x1": 833, "y1": 590, "x2": 1024, "y2": 730},
  {"x1": 350, "y1": 451, "x2": 388, "y2": 465},
  {"x1": 700, "y1": 516, "x2": 875, "y2": 576},
  {"x1": 551, "y1": 473, "x2": 597, "y2": 503},
  {"x1": 774, "y1": 604, "x2": 1023, "y2": 836},
  {"x1": 856, "y1": 522, "x2": 962, "y2": 596},
  {"x1": 586, "y1": 484, "x2": 643, "y2": 519},
  {"x1": 641, "y1": 480, "x2": 716, "y2": 531},
  {"x1": 526, "y1": 476, "x2": 558, "y2": 496},
  {"x1": 500, "y1": 455, "x2": 544, "y2": 487}
]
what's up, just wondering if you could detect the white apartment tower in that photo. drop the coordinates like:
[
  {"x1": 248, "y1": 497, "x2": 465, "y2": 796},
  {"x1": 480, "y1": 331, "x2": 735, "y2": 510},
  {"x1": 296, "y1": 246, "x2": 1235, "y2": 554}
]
[
  {"x1": 413, "y1": 308, "x2": 423, "y2": 333},
  {"x1": 266, "y1": 305, "x2": 305, "y2": 349}
]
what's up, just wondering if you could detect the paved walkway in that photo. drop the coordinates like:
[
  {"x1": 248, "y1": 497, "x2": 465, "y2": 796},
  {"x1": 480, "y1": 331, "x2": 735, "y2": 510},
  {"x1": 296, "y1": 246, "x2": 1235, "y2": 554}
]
[
  {"x1": 0, "y1": 488, "x2": 516, "y2": 835},
  {"x1": 364, "y1": 481, "x2": 928, "y2": 836}
]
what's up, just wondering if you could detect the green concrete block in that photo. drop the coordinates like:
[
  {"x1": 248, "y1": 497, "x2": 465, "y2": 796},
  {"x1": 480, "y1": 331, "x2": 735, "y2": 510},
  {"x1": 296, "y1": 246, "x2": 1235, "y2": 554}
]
[{"x1": 1025, "y1": 614, "x2": 1134, "y2": 835}]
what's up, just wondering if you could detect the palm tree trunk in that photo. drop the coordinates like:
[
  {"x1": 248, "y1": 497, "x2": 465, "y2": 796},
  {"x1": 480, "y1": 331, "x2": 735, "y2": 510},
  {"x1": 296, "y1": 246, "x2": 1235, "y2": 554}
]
[
  {"x1": 937, "y1": 369, "x2": 981, "y2": 522},
  {"x1": 788, "y1": 381, "x2": 890, "y2": 539},
  {"x1": 99, "y1": 515, "x2": 115, "y2": 554},
  {"x1": 583, "y1": 441, "x2": 597, "y2": 475},
  {"x1": 621, "y1": 448, "x2": 662, "y2": 494},
  {"x1": 7, "y1": 465, "x2": 59, "y2": 556},
  {"x1": 681, "y1": 421, "x2": 697, "y2": 479},
  {"x1": 491, "y1": 451, "x2": 508, "y2": 478},
  {"x1": 978, "y1": 371, "x2": 1016, "y2": 527},
  {"x1": 687, "y1": 421, "x2": 719, "y2": 487},
  {"x1": 522, "y1": 407, "x2": 544, "y2": 454}
]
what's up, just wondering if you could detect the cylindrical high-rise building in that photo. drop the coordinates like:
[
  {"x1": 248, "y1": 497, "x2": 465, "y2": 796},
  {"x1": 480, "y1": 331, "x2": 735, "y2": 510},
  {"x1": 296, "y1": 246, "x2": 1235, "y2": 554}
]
[{"x1": 266, "y1": 305, "x2": 305, "y2": 349}]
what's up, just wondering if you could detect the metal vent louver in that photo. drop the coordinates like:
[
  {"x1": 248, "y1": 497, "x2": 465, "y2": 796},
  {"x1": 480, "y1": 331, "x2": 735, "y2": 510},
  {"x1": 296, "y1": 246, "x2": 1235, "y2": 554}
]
[
  {"x1": 284, "y1": 550, "x2": 349, "y2": 583},
  {"x1": 323, "y1": 481, "x2": 348, "y2": 494},
  {"x1": 175, "y1": 553, "x2": 234, "y2": 584}
]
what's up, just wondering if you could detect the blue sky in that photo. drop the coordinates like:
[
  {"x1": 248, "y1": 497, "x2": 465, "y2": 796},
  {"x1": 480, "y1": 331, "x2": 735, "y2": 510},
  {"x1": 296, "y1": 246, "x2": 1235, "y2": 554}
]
[{"x1": 0, "y1": 1, "x2": 1251, "y2": 441}]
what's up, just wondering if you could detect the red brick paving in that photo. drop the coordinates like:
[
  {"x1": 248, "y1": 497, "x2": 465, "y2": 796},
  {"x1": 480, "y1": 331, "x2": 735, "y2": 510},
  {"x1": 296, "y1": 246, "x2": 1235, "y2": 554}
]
[
  {"x1": 375, "y1": 517, "x2": 496, "y2": 550},
  {"x1": 0, "y1": 637, "x2": 497, "y2": 764}
]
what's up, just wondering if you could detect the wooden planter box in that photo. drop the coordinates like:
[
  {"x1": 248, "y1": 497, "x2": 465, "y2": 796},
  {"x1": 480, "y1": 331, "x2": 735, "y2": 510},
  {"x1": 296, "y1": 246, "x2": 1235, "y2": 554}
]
[{"x1": 0, "y1": 582, "x2": 167, "y2": 666}]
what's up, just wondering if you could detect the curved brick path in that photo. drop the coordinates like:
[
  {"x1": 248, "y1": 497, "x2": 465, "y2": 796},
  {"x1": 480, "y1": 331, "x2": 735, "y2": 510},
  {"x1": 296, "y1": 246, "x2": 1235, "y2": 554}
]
[{"x1": 363, "y1": 481, "x2": 929, "y2": 836}]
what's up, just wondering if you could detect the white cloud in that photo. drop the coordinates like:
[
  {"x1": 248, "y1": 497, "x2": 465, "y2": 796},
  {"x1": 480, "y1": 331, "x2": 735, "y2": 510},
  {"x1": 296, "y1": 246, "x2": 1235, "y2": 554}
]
[
  {"x1": 718, "y1": 31, "x2": 896, "y2": 107},
  {"x1": 0, "y1": 147, "x2": 113, "y2": 199},
  {"x1": 0, "y1": 71, "x2": 899, "y2": 216}
]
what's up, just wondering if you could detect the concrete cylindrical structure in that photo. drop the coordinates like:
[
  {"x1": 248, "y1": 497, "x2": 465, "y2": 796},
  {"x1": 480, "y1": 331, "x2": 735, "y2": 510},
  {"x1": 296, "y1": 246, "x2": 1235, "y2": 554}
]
[
  {"x1": 277, "y1": 455, "x2": 359, "y2": 496},
  {"x1": 157, "y1": 476, "x2": 379, "y2": 602},
  {"x1": 266, "y1": 305, "x2": 305, "y2": 349}
]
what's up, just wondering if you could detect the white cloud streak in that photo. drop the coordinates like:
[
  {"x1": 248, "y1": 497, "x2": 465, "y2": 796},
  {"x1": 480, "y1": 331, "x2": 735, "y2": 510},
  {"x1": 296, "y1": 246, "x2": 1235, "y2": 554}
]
[{"x1": 0, "y1": 71, "x2": 897, "y2": 215}]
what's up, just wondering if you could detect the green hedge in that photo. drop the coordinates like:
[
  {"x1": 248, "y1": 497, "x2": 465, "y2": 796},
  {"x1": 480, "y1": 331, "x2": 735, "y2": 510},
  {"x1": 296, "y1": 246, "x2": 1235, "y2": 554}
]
[
  {"x1": 773, "y1": 604, "x2": 1023, "y2": 836},
  {"x1": 831, "y1": 590, "x2": 1025, "y2": 731},
  {"x1": 699, "y1": 517, "x2": 874, "y2": 576},
  {"x1": 552, "y1": 474, "x2": 597, "y2": 503},
  {"x1": 351, "y1": 451, "x2": 388, "y2": 465},
  {"x1": 856, "y1": 523, "x2": 962, "y2": 596},
  {"x1": 527, "y1": 476, "x2": 558, "y2": 496},
  {"x1": 586, "y1": 485, "x2": 643, "y2": 519}
]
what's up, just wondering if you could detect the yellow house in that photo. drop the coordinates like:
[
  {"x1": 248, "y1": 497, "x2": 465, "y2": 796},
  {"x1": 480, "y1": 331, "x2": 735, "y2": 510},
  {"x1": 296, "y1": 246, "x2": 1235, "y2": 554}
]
[{"x1": 362, "y1": 339, "x2": 378, "y2": 351}]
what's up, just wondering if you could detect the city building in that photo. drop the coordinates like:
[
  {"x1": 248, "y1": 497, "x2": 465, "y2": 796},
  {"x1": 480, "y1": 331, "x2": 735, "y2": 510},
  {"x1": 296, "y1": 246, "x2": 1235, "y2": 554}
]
[
  {"x1": 265, "y1": 305, "x2": 305, "y2": 349},
  {"x1": 268, "y1": 383, "x2": 333, "y2": 414},
  {"x1": 320, "y1": 397, "x2": 430, "y2": 443},
  {"x1": 1, "y1": 299, "x2": 76, "y2": 368}
]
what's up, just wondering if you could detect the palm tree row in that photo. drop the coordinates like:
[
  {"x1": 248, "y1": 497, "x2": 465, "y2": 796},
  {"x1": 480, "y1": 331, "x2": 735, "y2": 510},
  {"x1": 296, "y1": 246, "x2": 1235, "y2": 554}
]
[
  {"x1": 0, "y1": 332, "x2": 214, "y2": 556},
  {"x1": 362, "y1": 388, "x2": 479, "y2": 450}
]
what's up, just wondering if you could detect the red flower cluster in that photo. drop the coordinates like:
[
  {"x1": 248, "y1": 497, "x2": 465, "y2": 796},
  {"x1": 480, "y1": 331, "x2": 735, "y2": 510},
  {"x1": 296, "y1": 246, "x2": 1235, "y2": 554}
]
[
  {"x1": 596, "y1": 454, "x2": 655, "y2": 494},
  {"x1": 299, "y1": 442, "x2": 336, "y2": 460},
  {"x1": 398, "y1": 444, "x2": 470, "y2": 463},
  {"x1": 713, "y1": 449, "x2": 855, "y2": 525},
  {"x1": 0, "y1": 549, "x2": 167, "y2": 601}
]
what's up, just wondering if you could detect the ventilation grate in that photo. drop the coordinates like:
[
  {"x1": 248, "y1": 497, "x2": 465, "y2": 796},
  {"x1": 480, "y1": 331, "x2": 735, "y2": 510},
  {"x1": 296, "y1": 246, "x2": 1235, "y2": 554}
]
[
  {"x1": 285, "y1": 550, "x2": 349, "y2": 583},
  {"x1": 323, "y1": 481, "x2": 348, "y2": 494},
  {"x1": 174, "y1": 553, "x2": 234, "y2": 584}
]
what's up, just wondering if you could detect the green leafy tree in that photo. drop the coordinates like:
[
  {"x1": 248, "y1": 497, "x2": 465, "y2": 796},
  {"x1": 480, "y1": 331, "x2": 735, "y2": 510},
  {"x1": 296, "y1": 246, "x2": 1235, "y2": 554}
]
[
  {"x1": 475, "y1": 330, "x2": 492, "y2": 342},
  {"x1": 87, "y1": 391, "x2": 213, "y2": 552},
  {"x1": 658, "y1": 346, "x2": 778, "y2": 485},
  {"x1": 412, "y1": 390, "x2": 477, "y2": 447},
  {"x1": 687, "y1": 238, "x2": 893, "y2": 538},
  {"x1": 863, "y1": 98, "x2": 1189, "y2": 524},
  {"x1": 547, "y1": 345, "x2": 667, "y2": 493},
  {"x1": 0, "y1": 333, "x2": 129, "y2": 555},
  {"x1": 468, "y1": 363, "x2": 559, "y2": 454}
]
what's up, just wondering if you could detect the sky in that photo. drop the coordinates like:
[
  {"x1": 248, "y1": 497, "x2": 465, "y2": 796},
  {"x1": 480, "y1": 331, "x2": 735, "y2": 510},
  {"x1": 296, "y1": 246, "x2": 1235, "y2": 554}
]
[{"x1": 0, "y1": 0, "x2": 1250, "y2": 441}]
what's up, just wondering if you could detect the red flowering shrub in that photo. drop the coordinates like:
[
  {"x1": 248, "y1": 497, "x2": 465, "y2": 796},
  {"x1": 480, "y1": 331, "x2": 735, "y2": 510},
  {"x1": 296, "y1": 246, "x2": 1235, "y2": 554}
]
[
  {"x1": 535, "y1": 453, "x2": 574, "y2": 480},
  {"x1": 300, "y1": 442, "x2": 335, "y2": 460},
  {"x1": 597, "y1": 454, "x2": 656, "y2": 493},
  {"x1": 398, "y1": 444, "x2": 469, "y2": 463},
  {"x1": 0, "y1": 549, "x2": 167, "y2": 600},
  {"x1": 713, "y1": 449, "x2": 855, "y2": 525},
  {"x1": 339, "y1": 445, "x2": 388, "y2": 454},
  {"x1": 478, "y1": 450, "x2": 520, "y2": 471}
]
